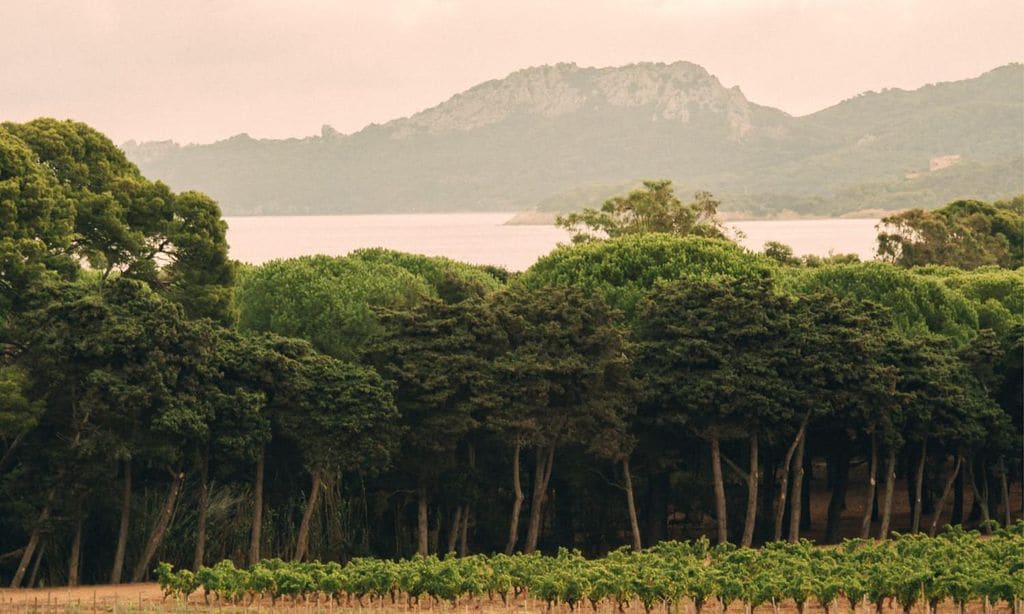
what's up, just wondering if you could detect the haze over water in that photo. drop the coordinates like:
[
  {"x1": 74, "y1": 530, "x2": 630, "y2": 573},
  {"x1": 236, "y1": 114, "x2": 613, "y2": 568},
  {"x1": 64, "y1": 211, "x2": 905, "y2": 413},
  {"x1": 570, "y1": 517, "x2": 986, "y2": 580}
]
[{"x1": 224, "y1": 214, "x2": 881, "y2": 271}]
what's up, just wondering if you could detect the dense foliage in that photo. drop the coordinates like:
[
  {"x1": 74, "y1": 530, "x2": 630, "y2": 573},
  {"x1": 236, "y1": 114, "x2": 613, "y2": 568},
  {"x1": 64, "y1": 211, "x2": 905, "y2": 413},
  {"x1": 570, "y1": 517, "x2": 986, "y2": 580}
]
[
  {"x1": 877, "y1": 197, "x2": 1024, "y2": 270},
  {"x1": 157, "y1": 525, "x2": 1024, "y2": 611},
  {"x1": 1, "y1": 121, "x2": 1022, "y2": 591}
]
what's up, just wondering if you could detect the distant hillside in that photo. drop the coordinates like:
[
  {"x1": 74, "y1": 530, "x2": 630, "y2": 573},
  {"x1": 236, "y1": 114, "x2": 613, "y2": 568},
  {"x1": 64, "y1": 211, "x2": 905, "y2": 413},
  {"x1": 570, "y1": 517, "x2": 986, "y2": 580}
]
[{"x1": 122, "y1": 62, "x2": 1024, "y2": 217}]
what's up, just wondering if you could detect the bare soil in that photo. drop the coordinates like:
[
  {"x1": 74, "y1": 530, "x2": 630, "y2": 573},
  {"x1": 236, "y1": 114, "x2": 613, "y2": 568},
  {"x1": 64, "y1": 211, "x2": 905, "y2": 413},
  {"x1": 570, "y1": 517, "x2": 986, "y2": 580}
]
[{"x1": 0, "y1": 584, "x2": 1014, "y2": 614}]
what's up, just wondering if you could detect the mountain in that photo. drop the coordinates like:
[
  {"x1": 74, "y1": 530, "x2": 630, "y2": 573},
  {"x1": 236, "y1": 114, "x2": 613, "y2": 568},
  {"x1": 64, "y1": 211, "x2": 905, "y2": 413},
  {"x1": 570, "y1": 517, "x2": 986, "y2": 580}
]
[{"x1": 121, "y1": 62, "x2": 1024, "y2": 217}]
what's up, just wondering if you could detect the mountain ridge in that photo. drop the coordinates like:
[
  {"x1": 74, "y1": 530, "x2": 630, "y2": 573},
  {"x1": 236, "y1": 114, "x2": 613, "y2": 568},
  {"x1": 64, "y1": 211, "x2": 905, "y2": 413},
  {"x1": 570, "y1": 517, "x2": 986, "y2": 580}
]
[{"x1": 121, "y1": 61, "x2": 1024, "y2": 217}]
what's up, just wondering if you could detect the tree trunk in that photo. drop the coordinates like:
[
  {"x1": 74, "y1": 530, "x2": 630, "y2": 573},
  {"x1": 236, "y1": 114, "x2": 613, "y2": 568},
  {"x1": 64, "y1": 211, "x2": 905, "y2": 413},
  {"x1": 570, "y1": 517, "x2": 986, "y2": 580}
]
[
  {"x1": 860, "y1": 435, "x2": 878, "y2": 539},
  {"x1": 622, "y1": 456, "x2": 642, "y2": 551},
  {"x1": 741, "y1": 434, "x2": 759, "y2": 547},
  {"x1": 26, "y1": 543, "x2": 45, "y2": 589},
  {"x1": 458, "y1": 505, "x2": 470, "y2": 557},
  {"x1": 131, "y1": 468, "x2": 185, "y2": 582},
  {"x1": 249, "y1": 448, "x2": 265, "y2": 565},
  {"x1": 929, "y1": 455, "x2": 963, "y2": 537},
  {"x1": 824, "y1": 447, "x2": 850, "y2": 544},
  {"x1": 877, "y1": 448, "x2": 897, "y2": 539},
  {"x1": 10, "y1": 500, "x2": 51, "y2": 588},
  {"x1": 972, "y1": 459, "x2": 991, "y2": 530},
  {"x1": 447, "y1": 506, "x2": 463, "y2": 553},
  {"x1": 952, "y1": 459, "x2": 965, "y2": 525},
  {"x1": 774, "y1": 418, "x2": 808, "y2": 540},
  {"x1": 110, "y1": 460, "x2": 132, "y2": 584},
  {"x1": 459, "y1": 443, "x2": 475, "y2": 557},
  {"x1": 911, "y1": 438, "x2": 927, "y2": 533},
  {"x1": 68, "y1": 513, "x2": 84, "y2": 587},
  {"x1": 294, "y1": 467, "x2": 323, "y2": 562},
  {"x1": 505, "y1": 443, "x2": 524, "y2": 555},
  {"x1": 788, "y1": 433, "x2": 807, "y2": 542},
  {"x1": 999, "y1": 457, "x2": 1011, "y2": 526},
  {"x1": 193, "y1": 453, "x2": 209, "y2": 570},
  {"x1": 646, "y1": 471, "x2": 668, "y2": 545},
  {"x1": 709, "y1": 434, "x2": 728, "y2": 544},
  {"x1": 524, "y1": 446, "x2": 555, "y2": 554},
  {"x1": 417, "y1": 482, "x2": 429, "y2": 556},
  {"x1": 801, "y1": 451, "x2": 812, "y2": 531}
]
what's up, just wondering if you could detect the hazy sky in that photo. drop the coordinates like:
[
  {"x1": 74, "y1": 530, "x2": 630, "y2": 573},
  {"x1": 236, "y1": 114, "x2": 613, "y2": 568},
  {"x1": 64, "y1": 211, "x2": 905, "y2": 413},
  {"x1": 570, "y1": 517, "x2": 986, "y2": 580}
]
[{"x1": 2, "y1": 0, "x2": 1020, "y2": 144}]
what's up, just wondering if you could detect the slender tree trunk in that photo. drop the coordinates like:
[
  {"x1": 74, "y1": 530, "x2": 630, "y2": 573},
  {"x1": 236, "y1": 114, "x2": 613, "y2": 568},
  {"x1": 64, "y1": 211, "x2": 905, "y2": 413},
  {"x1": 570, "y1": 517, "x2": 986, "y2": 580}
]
[
  {"x1": 622, "y1": 456, "x2": 642, "y2": 551},
  {"x1": 911, "y1": 438, "x2": 927, "y2": 533},
  {"x1": 131, "y1": 468, "x2": 185, "y2": 582},
  {"x1": 709, "y1": 434, "x2": 728, "y2": 544},
  {"x1": 801, "y1": 451, "x2": 812, "y2": 531},
  {"x1": 249, "y1": 448, "x2": 265, "y2": 565},
  {"x1": 741, "y1": 434, "x2": 759, "y2": 547},
  {"x1": 877, "y1": 448, "x2": 897, "y2": 539},
  {"x1": 193, "y1": 453, "x2": 209, "y2": 570},
  {"x1": 952, "y1": 459, "x2": 965, "y2": 525},
  {"x1": 999, "y1": 457, "x2": 1011, "y2": 526},
  {"x1": 68, "y1": 513, "x2": 84, "y2": 587},
  {"x1": 929, "y1": 454, "x2": 963, "y2": 537},
  {"x1": 774, "y1": 418, "x2": 808, "y2": 540},
  {"x1": 447, "y1": 506, "x2": 463, "y2": 553},
  {"x1": 505, "y1": 444, "x2": 524, "y2": 555},
  {"x1": 646, "y1": 471, "x2": 668, "y2": 545},
  {"x1": 417, "y1": 482, "x2": 429, "y2": 556},
  {"x1": 974, "y1": 459, "x2": 991, "y2": 530},
  {"x1": 824, "y1": 447, "x2": 850, "y2": 544},
  {"x1": 788, "y1": 433, "x2": 807, "y2": 542},
  {"x1": 10, "y1": 500, "x2": 51, "y2": 588},
  {"x1": 110, "y1": 460, "x2": 132, "y2": 584},
  {"x1": 294, "y1": 467, "x2": 322, "y2": 562},
  {"x1": 459, "y1": 443, "x2": 475, "y2": 557},
  {"x1": 26, "y1": 542, "x2": 44, "y2": 589},
  {"x1": 458, "y1": 505, "x2": 470, "y2": 557},
  {"x1": 860, "y1": 435, "x2": 879, "y2": 538},
  {"x1": 524, "y1": 446, "x2": 555, "y2": 554}
]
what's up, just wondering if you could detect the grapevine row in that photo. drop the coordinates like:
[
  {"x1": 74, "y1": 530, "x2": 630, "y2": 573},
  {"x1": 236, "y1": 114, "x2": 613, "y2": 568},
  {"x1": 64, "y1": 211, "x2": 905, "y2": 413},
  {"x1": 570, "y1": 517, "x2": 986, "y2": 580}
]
[{"x1": 156, "y1": 524, "x2": 1024, "y2": 612}]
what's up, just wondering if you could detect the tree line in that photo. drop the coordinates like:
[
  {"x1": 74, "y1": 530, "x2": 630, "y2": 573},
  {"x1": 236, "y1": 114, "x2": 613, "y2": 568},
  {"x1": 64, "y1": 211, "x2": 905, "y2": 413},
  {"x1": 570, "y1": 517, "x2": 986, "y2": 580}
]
[{"x1": 0, "y1": 119, "x2": 1021, "y2": 588}]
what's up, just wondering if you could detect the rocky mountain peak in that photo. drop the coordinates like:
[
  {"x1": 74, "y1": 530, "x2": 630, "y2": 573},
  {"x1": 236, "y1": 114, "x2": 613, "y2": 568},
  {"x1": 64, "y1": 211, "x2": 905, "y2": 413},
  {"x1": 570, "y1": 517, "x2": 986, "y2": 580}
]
[{"x1": 386, "y1": 60, "x2": 758, "y2": 138}]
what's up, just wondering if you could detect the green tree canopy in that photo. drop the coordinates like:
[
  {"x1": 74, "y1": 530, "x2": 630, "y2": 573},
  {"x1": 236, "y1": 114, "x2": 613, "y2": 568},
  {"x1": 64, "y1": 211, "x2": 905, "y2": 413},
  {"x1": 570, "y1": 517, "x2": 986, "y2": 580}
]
[
  {"x1": 555, "y1": 180, "x2": 727, "y2": 243},
  {"x1": 876, "y1": 196, "x2": 1024, "y2": 270},
  {"x1": 522, "y1": 234, "x2": 775, "y2": 319},
  {"x1": 236, "y1": 255, "x2": 432, "y2": 360},
  {"x1": 2, "y1": 119, "x2": 236, "y2": 323},
  {"x1": 781, "y1": 262, "x2": 979, "y2": 345},
  {"x1": 350, "y1": 248, "x2": 505, "y2": 300}
]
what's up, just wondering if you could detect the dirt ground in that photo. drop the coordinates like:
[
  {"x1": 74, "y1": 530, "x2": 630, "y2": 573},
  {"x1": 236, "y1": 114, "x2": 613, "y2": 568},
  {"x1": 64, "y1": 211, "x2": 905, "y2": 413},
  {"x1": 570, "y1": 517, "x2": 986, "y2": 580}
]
[{"x1": 0, "y1": 584, "x2": 1015, "y2": 614}]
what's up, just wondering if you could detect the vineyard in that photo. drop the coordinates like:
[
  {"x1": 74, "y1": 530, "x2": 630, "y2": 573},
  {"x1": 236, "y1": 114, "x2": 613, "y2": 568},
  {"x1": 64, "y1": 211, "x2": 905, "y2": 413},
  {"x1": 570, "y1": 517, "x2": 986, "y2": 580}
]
[{"x1": 153, "y1": 524, "x2": 1024, "y2": 613}]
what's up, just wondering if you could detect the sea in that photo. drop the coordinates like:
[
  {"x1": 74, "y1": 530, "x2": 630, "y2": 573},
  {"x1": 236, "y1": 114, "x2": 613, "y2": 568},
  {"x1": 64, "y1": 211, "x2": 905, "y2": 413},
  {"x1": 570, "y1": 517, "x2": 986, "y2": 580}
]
[{"x1": 223, "y1": 214, "x2": 882, "y2": 271}]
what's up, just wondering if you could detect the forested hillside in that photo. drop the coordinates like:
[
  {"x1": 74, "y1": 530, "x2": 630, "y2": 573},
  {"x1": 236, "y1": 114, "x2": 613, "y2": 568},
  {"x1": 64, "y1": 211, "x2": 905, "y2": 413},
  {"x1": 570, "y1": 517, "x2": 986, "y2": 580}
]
[
  {"x1": 122, "y1": 62, "x2": 1024, "y2": 217},
  {"x1": 1, "y1": 121, "x2": 1022, "y2": 590}
]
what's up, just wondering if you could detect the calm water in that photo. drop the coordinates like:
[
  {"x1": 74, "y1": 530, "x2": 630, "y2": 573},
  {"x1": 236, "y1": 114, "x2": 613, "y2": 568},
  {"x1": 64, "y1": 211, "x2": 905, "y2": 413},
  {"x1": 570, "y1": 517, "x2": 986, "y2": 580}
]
[{"x1": 224, "y1": 214, "x2": 881, "y2": 271}]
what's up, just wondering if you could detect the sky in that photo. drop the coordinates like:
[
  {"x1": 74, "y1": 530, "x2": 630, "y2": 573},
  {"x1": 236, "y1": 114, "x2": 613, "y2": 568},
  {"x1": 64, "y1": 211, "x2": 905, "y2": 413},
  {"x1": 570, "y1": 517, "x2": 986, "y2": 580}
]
[{"x1": 1, "y1": 0, "x2": 1021, "y2": 145}]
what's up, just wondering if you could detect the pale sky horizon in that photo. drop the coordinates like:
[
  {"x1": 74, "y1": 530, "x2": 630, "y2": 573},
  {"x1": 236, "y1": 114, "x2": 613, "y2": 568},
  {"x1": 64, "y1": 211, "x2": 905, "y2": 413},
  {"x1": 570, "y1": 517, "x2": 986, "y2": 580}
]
[{"x1": 1, "y1": 0, "x2": 1021, "y2": 145}]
